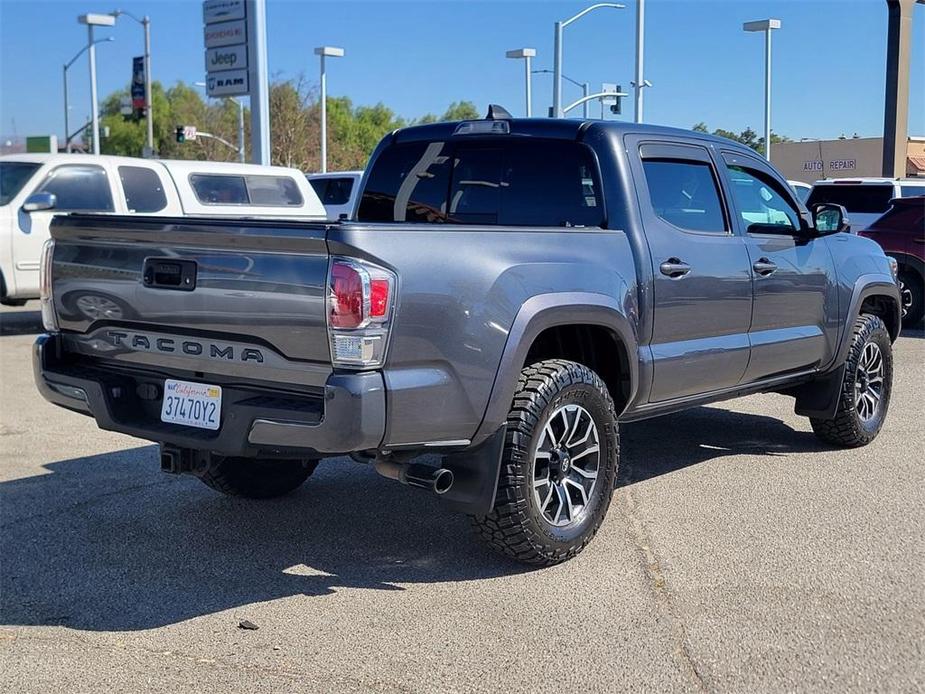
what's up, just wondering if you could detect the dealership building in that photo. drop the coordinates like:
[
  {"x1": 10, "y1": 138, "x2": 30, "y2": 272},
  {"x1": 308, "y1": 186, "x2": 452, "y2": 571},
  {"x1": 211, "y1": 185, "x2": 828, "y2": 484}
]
[{"x1": 772, "y1": 136, "x2": 925, "y2": 183}]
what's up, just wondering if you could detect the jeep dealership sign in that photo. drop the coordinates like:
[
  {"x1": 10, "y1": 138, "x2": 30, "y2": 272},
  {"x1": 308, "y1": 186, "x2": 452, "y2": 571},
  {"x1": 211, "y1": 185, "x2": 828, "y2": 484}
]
[{"x1": 203, "y1": 0, "x2": 248, "y2": 96}]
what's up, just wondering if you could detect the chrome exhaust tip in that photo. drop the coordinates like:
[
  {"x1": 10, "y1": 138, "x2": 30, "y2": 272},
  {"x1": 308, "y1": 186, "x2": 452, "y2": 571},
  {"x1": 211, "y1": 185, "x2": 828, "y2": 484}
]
[{"x1": 374, "y1": 460, "x2": 454, "y2": 495}]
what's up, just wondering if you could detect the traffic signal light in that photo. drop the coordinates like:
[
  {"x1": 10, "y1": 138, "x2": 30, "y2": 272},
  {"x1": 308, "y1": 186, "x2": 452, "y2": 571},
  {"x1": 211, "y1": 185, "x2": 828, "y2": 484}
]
[
  {"x1": 176, "y1": 126, "x2": 185, "y2": 144},
  {"x1": 610, "y1": 85, "x2": 623, "y2": 115}
]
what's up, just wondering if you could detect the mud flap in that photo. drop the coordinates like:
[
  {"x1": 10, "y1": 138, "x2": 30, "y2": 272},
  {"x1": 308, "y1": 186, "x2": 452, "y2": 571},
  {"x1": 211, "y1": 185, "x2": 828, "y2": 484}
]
[
  {"x1": 787, "y1": 364, "x2": 846, "y2": 420},
  {"x1": 439, "y1": 426, "x2": 506, "y2": 516}
]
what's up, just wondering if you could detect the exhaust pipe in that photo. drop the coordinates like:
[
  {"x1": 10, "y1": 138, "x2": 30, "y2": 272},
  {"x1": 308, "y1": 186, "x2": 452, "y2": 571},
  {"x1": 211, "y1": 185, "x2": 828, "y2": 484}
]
[{"x1": 374, "y1": 460, "x2": 454, "y2": 495}]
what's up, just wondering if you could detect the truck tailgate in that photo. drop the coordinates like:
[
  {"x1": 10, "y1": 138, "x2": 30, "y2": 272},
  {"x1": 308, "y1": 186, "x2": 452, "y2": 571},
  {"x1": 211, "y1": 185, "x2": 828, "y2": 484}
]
[{"x1": 49, "y1": 214, "x2": 332, "y2": 388}]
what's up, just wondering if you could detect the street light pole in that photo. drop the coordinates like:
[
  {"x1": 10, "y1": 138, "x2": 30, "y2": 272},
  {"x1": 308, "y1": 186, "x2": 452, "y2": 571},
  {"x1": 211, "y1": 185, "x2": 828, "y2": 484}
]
[
  {"x1": 505, "y1": 48, "x2": 536, "y2": 117},
  {"x1": 552, "y1": 3, "x2": 625, "y2": 118},
  {"x1": 143, "y1": 16, "x2": 153, "y2": 154},
  {"x1": 110, "y1": 11, "x2": 154, "y2": 156},
  {"x1": 744, "y1": 19, "x2": 781, "y2": 161},
  {"x1": 63, "y1": 37, "x2": 115, "y2": 153},
  {"x1": 634, "y1": 0, "x2": 645, "y2": 123},
  {"x1": 87, "y1": 26, "x2": 101, "y2": 154},
  {"x1": 314, "y1": 46, "x2": 344, "y2": 174},
  {"x1": 78, "y1": 13, "x2": 115, "y2": 155}
]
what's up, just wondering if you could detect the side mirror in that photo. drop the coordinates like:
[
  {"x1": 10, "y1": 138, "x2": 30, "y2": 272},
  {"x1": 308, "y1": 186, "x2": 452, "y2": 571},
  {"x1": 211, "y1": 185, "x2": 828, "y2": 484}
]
[
  {"x1": 812, "y1": 203, "x2": 850, "y2": 234},
  {"x1": 22, "y1": 192, "x2": 57, "y2": 213}
]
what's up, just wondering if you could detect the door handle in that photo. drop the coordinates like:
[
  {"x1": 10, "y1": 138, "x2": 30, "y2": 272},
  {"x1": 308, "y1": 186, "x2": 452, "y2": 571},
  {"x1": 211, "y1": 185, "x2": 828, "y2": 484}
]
[
  {"x1": 753, "y1": 258, "x2": 777, "y2": 276},
  {"x1": 659, "y1": 258, "x2": 692, "y2": 278}
]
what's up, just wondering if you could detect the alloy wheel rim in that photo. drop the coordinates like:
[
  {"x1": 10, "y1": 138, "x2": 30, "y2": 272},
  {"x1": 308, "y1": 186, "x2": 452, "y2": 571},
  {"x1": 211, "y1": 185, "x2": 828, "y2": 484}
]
[
  {"x1": 899, "y1": 280, "x2": 911, "y2": 318},
  {"x1": 75, "y1": 295, "x2": 123, "y2": 320},
  {"x1": 854, "y1": 342, "x2": 884, "y2": 423},
  {"x1": 532, "y1": 404, "x2": 601, "y2": 527}
]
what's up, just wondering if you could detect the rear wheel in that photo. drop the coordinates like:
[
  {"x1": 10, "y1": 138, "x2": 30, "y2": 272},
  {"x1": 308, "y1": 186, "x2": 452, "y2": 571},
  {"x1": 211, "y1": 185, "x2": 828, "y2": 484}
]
[
  {"x1": 472, "y1": 359, "x2": 619, "y2": 566},
  {"x1": 898, "y1": 269, "x2": 923, "y2": 327},
  {"x1": 198, "y1": 457, "x2": 317, "y2": 498},
  {"x1": 810, "y1": 314, "x2": 892, "y2": 447}
]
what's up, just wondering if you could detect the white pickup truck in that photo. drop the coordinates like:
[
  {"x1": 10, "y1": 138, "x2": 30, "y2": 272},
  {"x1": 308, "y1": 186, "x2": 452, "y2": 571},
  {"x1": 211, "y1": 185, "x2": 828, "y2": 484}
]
[{"x1": 0, "y1": 154, "x2": 326, "y2": 304}]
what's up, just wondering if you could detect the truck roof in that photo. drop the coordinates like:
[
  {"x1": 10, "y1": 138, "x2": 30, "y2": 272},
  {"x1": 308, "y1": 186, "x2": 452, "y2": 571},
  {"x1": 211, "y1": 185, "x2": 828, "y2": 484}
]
[{"x1": 389, "y1": 117, "x2": 756, "y2": 154}]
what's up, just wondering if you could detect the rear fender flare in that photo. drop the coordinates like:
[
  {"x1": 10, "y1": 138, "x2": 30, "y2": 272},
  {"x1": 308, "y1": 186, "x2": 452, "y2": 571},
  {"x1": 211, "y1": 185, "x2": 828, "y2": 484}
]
[{"x1": 472, "y1": 292, "x2": 638, "y2": 445}]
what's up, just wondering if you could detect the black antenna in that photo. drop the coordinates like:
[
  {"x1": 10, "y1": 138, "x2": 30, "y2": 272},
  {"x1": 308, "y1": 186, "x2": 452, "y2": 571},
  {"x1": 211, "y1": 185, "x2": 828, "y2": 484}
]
[{"x1": 485, "y1": 104, "x2": 513, "y2": 120}]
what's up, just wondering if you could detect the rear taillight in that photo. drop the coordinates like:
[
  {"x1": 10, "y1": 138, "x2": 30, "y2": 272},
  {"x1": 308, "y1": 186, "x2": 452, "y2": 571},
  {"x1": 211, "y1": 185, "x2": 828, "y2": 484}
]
[
  {"x1": 39, "y1": 239, "x2": 58, "y2": 332},
  {"x1": 327, "y1": 258, "x2": 395, "y2": 368}
]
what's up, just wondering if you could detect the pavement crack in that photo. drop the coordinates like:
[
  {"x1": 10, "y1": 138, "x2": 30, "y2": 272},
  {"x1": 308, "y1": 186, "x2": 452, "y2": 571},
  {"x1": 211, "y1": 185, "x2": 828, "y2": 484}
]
[{"x1": 620, "y1": 484, "x2": 708, "y2": 692}]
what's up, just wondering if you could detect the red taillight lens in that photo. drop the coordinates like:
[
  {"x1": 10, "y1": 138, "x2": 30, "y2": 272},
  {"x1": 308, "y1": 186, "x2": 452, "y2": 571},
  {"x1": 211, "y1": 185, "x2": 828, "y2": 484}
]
[
  {"x1": 370, "y1": 279, "x2": 389, "y2": 318},
  {"x1": 330, "y1": 261, "x2": 364, "y2": 328}
]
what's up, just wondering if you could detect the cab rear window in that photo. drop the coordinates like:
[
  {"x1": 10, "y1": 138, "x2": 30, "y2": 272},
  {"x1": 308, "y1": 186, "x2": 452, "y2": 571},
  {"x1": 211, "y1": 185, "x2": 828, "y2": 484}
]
[
  {"x1": 189, "y1": 174, "x2": 303, "y2": 206},
  {"x1": 806, "y1": 184, "x2": 893, "y2": 214},
  {"x1": 357, "y1": 139, "x2": 604, "y2": 227}
]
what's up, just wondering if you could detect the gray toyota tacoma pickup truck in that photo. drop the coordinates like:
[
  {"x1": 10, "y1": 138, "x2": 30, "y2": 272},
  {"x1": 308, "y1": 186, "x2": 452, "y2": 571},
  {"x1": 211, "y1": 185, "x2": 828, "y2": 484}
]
[{"x1": 34, "y1": 111, "x2": 901, "y2": 565}]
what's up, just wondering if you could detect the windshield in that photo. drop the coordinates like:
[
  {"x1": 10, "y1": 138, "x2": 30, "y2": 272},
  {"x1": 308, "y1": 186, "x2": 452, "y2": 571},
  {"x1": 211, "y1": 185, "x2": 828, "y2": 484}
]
[
  {"x1": 0, "y1": 162, "x2": 41, "y2": 206},
  {"x1": 806, "y1": 184, "x2": 893, "y2": 214}
]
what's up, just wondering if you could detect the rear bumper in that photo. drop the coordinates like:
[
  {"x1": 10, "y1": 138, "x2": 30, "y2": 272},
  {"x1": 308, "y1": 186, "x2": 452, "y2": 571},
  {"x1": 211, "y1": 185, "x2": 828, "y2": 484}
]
[{"x1": 33, "y1": 333, "x2": 386, "y2": 457}]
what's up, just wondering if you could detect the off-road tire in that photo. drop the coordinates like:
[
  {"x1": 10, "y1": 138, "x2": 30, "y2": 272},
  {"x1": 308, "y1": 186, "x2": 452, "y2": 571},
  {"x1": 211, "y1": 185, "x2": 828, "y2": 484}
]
[
  {"x1": 898, "y1": 269, "x2": 923, "y2": 327},
  {"x1": 198, "y1": 457, "x2": 317, "y2": 498},
  {"x1": 810, "y1": 314, "x2": 892, "y2": 447},
  {"x1": 472, "y1": 359, "x2": 619, "y2": 566}
]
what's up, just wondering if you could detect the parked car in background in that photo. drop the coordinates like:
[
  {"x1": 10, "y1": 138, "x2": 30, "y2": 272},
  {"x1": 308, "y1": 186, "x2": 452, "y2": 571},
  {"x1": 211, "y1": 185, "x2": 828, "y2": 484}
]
[
  {"x1": 806, "y1": 177, "x2": 925, "y2": 232},
  {"x1": 0, "y1": 154, "x2": 326, "y2": 305},
  {"x1": 859, "y1": 196, "x2": 925, "y2": 327},
  {"x1": 788, "y1": 180, "x2": 812, "y2": 204},
  {"x1": 306, "y1": 170, "x2": 363, "y2": 220}
]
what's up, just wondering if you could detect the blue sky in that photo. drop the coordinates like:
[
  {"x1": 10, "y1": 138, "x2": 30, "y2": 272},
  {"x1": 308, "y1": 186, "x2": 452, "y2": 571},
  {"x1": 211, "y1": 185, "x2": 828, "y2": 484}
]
[{"x1": 0, "y1": 0, "x2": 923, "y2": 142}]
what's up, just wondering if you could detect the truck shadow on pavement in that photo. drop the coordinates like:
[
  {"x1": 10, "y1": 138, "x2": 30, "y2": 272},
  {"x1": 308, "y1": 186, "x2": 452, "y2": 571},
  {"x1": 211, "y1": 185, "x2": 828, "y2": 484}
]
[{"x1": 0, "y1": 406, "x2": 830, "y2": 631}]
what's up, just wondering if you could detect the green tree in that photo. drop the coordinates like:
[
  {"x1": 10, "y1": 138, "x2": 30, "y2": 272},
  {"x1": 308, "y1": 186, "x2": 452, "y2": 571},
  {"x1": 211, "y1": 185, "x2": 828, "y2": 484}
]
[{"x1": 692, "y1": 123, "x2": 790, "y2": 154}]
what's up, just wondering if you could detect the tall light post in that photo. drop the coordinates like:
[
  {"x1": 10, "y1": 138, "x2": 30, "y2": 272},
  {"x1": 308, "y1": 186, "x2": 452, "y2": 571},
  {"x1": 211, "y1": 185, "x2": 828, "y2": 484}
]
[
  {"x1": 78, "y1": 13, "x2": 116, "y2": 155},
  {"x1": 743, "y1": 18, "x2": 781, "y2": 161},
  {"x1": 633, "y1": 0, "x2": 647, "y2": 123},
  {"x1": 533, "y1": 69, "x2": 593, "y2": 118},
  {"x1": 314, "y1": 46, "x2": 344, "y2": 173},
  {"x1": 110, "y1": 10, "x2": 154, "y2": 156},
  {"x1": 195, "y1": 81, "x2": 246, "y2": 162},
  {"x1": 553, "y1": 3, "x2": 625, "y2": 118},
  {"x1": 505, "y1": 48, "x2": 536, "y2": 117},
  {"x1": 64, "y1": 36, "x2": 113, "y2": 153}
]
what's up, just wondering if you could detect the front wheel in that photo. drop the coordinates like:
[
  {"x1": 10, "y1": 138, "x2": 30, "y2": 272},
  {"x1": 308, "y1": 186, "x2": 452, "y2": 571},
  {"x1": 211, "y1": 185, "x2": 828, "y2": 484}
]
[
  {"x1": 198, "y1": 457, "x2": 317, "y2": 498},
  {"x1": 810, "y1": 314, "x2": 893, "y2": 447},
  {"x1": 472, "y1": 359, "x2": 619, "y2": 566}
]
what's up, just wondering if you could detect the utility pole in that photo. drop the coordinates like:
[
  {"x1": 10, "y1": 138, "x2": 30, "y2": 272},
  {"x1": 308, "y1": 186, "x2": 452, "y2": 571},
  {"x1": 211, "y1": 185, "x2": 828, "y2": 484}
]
[
  {"x1": 744, "y1": 19, "x2": 781, "y2": 161},
  {"x1": 552, "y1": 3, "x2": 625, "y2": 117},
  {"x1": 247, "y1": 0, "x2": 270, "y2": 165},
  {"x1": 78, "y1": 14, "x2": 115, "y2": 154},
  {"x1": 634, "y1": 0, "x2": 645, "y2": 123}
]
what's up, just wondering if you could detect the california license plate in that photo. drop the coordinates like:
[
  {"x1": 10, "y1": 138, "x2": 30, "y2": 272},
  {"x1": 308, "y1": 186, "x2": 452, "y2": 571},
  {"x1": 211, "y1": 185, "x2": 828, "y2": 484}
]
[{"x1": 160, "y1": 379, "x2": 222, "y2": 430}]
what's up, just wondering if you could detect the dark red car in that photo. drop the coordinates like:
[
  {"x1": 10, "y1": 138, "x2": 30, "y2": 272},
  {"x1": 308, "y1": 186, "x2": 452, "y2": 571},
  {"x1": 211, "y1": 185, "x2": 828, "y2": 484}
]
[{"x1": 860, "y1": 196, "x2": 925, "y2": 327}]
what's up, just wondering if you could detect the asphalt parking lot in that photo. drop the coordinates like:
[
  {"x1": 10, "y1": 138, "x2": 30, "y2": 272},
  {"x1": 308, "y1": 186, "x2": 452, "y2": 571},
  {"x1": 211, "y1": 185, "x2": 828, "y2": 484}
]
[{"x1": 0, "y1": 302, "x2": 922, "y2": 693}]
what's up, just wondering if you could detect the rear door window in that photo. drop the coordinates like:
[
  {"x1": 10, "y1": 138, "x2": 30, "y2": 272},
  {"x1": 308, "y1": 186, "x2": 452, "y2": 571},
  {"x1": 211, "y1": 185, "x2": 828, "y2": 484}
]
[
  {"x1": 356, "y1": 139, "x2": 604, "y2": 227},
  {"x1": 806, "y1": 184, "x2": 894, "y2": 214},
  {"x1": 641, "y1": 160, "x2": 727, "y2": 233},
  {"x1": 38, "y1": 164, "x2": 114, "y2": 212},
  {"x1": 189, "y1": 174, "x2": 303, "y2": 206},
  {"x1": 119, "y1": 165, "x2": 167, "y2": 213}
]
